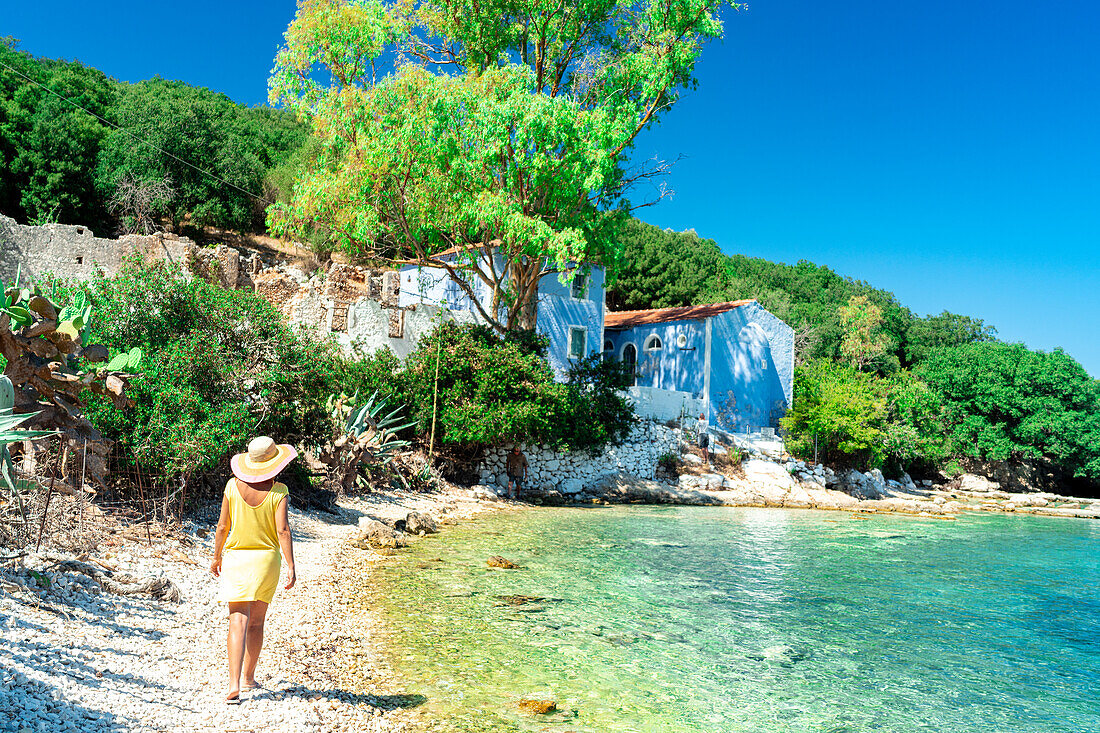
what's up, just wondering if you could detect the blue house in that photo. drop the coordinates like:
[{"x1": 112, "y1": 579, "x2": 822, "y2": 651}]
[
  {"x1": 604, "y1": 300, "x2": 795, "y2": 432},
  {"x1": 398, "y1": 247, "x2": 605, "y2": 377},
  {"x1": 399, "y1": 252, "x2": 794, "y2": 431}
]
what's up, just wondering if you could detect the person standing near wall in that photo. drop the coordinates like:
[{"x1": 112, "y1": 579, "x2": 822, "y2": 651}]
[
  {"x1": 506, "y1": 445, "x2": 529, "y2": 499},
  {"x1": 696, "y1": 412, "x2": 710, "y2": 464}
]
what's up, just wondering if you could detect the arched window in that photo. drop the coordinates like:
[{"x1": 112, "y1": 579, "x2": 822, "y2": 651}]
[
  {"x1": 644, "y1": 334, "x2": 663, "y2": 351},
  {"x1": 603, "y1": 339, "x2": 614, "y2": 351}
]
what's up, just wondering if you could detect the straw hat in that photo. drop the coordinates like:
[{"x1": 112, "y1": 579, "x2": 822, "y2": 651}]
[{"x1": 231, "y1": 437, "x2": 298, "y2": 483}]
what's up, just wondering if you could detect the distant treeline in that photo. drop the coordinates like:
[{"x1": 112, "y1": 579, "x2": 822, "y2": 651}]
[
  {"x1": 608, "y1": 219, "x2": 1100, "y2": 488},
  {"x1": 607, "y1": 218, "x2": 996, "y2": 369},
  {"x1": 0, "y1": 39, "x2": 307, "y2": 234}
]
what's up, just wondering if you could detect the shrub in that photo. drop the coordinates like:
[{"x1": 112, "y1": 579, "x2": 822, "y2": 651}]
[
  {"x1": 781, "y1": 360, "x2": 886, "y2": 469},
  {"x1": 64, "y1": 261, "x2": 384, "y2": 491},
  {"x1": 396, "y1": 323, "x2": 634, "y2": 452},
  {"x1": 917, "y1": 342, "x2": 1100, "y2": 480}
]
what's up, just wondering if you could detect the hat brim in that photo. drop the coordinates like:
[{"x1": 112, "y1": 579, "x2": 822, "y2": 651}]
[{"x1": 231, "y1": 444, "x2": 298, "y2": 483}]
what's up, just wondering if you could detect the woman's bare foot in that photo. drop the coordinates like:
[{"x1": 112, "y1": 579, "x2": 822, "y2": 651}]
[
  {"x1": 225, "y1": 688, "x2": 242, "y2": 704},
  {"x1": 241, "y1": 679, "x2": 261, "y2": 690}
]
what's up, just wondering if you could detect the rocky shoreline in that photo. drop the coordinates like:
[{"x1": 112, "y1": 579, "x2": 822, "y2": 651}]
[
  {"x1": 3, "y1": 463, "x2": 1095, "y2": 733},
  {"x1": 0, "y1": 488, "x2": 506, "y2": 733},
  {"x1": 475, "y1": 461, "x2": 1100, "y2": 520}
]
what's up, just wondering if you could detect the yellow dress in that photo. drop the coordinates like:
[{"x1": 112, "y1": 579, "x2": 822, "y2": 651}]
[{"x1": 218, "y1": 479, "x2": 289, "y2": 604}]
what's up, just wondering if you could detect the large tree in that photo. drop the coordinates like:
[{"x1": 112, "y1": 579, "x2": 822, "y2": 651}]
[{"x1": 267, "y1": 0, "x2": 740, "y2": 331}]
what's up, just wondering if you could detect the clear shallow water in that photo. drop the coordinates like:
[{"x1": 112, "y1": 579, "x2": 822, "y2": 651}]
[{"x1": 373, "y1": 507, "x2": 1100, "y2": 732}]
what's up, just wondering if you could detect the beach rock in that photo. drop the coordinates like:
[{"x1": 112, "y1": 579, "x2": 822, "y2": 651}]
[
  {"x1": 487, "y1": 556, "x2": 520, "y2": 569},
  {"x1": 518, "y1": 699, "x2": 557, "y2": 715},
  {"x1": 682, "y1": 453, "x2": 704, "y2": 465},
  {"x1": 743, "y1": 459, "x2": 795, "y2": 489},
  {"x1": 353, "y1": 519, "x2": 407, "y2": 549},
  {"x1": 958, "y1": 473, "x2": 1000, "y2": 493},
  {"x1": 405, "y1": 511, "x2": 438, "y2": 535}
]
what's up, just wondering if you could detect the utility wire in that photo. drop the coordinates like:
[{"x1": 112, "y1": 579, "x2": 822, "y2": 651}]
[{"x1": 0, "y1": 57, "x2": 277, "y2": 209}]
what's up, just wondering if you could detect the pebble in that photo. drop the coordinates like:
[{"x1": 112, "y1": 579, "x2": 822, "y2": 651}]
[{"x1": 0, "y1": 490, "x2": 496, "y2": 733}]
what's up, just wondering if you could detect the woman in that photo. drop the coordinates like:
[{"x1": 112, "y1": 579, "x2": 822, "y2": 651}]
[{"x1": 210, "y1": 436, "x2": 298, "y2": 704}]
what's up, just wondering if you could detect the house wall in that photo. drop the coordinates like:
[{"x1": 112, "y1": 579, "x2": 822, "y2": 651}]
[
  {"x1": 605, "y1": 319, "x2": 707, "y2": 398},
  {"x1": 708, "y1": 302, "x2": 794, "y2": 431},
  {"x1": 624, "y1": 386, "x2": 706, "y2": 423},
  {"x1": 604, "y1": 301, "x2": 795, "y2": 432},
  {"x1": 399, "y1": 258, "x2": 605, "y2": 378}
]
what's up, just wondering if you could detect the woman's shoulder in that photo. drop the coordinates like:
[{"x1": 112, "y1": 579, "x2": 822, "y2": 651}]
[{"x1": 272, "y1": 482, "x2": 290, "y2": 497}]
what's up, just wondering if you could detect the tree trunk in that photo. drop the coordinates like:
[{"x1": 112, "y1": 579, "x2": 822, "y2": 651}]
[{"x1": 507, "y1": 259, "x2": 541, "y2": 331}]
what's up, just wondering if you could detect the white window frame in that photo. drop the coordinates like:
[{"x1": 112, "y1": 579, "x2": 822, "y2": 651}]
[
  {"x1": 570, "y1": 272, "x2": 588, "y2": 300},
  {"x1": 677, "y1": 333, "x2": 688, "y2": 348},
  {"x1": 644, "y1": 334, "x2": 663, "y2": 352},
  {"x1": 603, "y1": 338, "x2": 614, "y2": 351},
  {"x1": 568, "y1": 327, "x2": 587, "y2": 359}
]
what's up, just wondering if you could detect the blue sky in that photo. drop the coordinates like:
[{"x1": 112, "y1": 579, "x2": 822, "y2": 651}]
[{"x1": 4, "y1": 0, "x2": 1099, "y2": 375}]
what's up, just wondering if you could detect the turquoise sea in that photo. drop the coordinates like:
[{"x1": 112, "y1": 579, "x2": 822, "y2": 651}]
[{"x1": 373, "y1": 507, "x2": 1100, "y2": 732}]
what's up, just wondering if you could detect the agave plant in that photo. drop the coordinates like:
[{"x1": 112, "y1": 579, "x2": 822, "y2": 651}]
[
  {"x1": 325, "y1": 391, "x2": 414, "y2": 493},
  {"x1": 0, "y1": 376, "x2": 55, "y2": 523}
]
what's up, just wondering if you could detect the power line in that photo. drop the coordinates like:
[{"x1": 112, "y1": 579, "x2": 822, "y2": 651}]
[{"x1": 0, "y1": 57, "x2": 276, "y2": 209}]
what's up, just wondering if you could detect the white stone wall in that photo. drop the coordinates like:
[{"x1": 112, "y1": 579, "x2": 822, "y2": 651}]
[
  {"x1": 477, "y1": 420, "x2": 681, "y2": 495},
  {"x1": 625, "y1": 385, "x2": 706, "y2": 423}
]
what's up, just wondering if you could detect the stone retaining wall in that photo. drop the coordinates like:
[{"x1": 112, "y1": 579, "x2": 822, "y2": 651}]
[
  {"x1": 0, "y1": 214, "x2": 248, "y2": 290},
  {"x1": 477, "y1": 420, "x2": 681, "y2": 495}
]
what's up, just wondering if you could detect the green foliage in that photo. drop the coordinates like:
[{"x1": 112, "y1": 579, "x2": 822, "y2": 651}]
[
  {"x1": 65, "y1": 261, "x2": 382, "y2": 484},
  {"x1": 837, "y1": 295, "x2": 896, "y2": 373},
  {"x1": 0, "y1": 40, "x2": 308, "y2": 232},
  {"x1": 917, "y1": 342, "x2": 1100, "y2": 480},
  {"x1": 781, "y1": 360, "x2": 886, "y2": 469},
  {"x1": 267, "y1": 0, "x2": 740, "y2": 331},
  {"x1": 0, "y1": 375, "x2": 53, "y2": 511},
  {"x1": 607, "y1": 218, "x2": 994, "y2": 369},
  {"x1": 97, "y1": 78, "x2": 307, "y2": 230},
  {"x1": 379, "y1": 322, "x2": 634, "y2": 451},
  {"x1": 0, "y1": 40, "x2": 115, "y2": 229}
]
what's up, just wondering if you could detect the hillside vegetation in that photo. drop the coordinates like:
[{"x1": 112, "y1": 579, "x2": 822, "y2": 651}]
[
  {"x1": 0, "y1": 39, "x2": 306, "y2": 233},
  {"x1": 608, "y1": 219, "x2": 1100, "y2": 489}
]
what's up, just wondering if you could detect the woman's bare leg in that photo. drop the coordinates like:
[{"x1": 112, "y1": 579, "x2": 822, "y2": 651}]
[
  {"x1": 226, "y1": 602, "x2": 250, "y2": 700},
  {"x1": 242, "y1": 600, "x2": 269, "y2": 688}
]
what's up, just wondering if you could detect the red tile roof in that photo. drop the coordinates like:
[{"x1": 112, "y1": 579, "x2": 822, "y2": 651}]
[{"x1": 604, "y1": 300, "x2": 756, "y2": 329}]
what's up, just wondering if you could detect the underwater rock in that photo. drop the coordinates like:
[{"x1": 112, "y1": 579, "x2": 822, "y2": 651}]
[
  {"x1": 518, "y1": 699, "x2": 557, "y2": 715},
  {"x1": 495, "y1": 595, "x2": 546, "y2": 606},
  {"x1": 487, "y1": 556, "x2": 520, "y2": 569},
  {"x1": 750, "y1": 644, "x2": 809, "y2": 665}
]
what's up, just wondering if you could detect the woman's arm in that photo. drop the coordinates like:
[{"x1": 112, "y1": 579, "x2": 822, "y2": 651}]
[
  {"x1": 275, "y1": 496, "x2": 296, "y2": 589},
  {"x1": 210, "y1": 494, "x2": 231, "y2": 576}
]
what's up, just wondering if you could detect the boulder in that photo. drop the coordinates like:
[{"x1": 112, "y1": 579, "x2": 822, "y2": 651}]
[
  {"x1": 742, "y1": 459, "x2": 795, "y2": 490},
  {"x1": 405, "y1": 511, "x2": 438, "y2": 535},
  {"x1": 840, "y1": 469, "x2": 887, "y2": 500},
  {"x1": 354, "y1": 519, "x2": 407, "y2": 549},
  {"x1": 958, "y1": 473, "x2": 1001, "y2": 493},
  {"x1": 699, "y1": 473, "x2": 725, "y2": 490},
  {"x1": 487, "y1": 556, "x2": 520, "y2": 569},
  {"x1": 682, "y1": 453, "x2": 704, "y2": 466}
]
